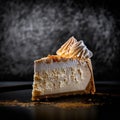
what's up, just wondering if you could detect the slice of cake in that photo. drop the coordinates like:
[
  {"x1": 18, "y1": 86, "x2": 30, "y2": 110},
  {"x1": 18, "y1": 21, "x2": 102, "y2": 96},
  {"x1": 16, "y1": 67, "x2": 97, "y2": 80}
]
[{"x1": 32, "y1": 36, "x2": 95, "y2": 101}]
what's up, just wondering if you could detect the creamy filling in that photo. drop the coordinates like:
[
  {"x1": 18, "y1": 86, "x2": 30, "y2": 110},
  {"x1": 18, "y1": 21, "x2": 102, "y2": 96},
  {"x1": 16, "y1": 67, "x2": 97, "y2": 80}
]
[
  {"x1": 33, "y1": 59, "x2": 91, "y2": 95},
  {"x1": 35, "y1": 58, "x2": 79, "y2": 72}
]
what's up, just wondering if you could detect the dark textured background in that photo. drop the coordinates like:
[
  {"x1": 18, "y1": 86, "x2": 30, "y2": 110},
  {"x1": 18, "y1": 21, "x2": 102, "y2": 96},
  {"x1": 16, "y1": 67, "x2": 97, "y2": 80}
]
[{"x1": 0, "y1": 0, "x2": 120, "y2": 81}]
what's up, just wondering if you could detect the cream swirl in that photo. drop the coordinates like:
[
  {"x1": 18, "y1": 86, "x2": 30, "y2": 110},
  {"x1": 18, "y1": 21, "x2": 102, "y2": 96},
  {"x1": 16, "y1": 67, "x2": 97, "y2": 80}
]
[{"x1": 56, "y1": 36, "x2": 93, "y2": 59}]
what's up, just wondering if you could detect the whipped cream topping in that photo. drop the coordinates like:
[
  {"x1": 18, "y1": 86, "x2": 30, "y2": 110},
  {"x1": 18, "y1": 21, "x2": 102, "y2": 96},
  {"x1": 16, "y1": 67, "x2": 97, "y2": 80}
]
[{"x1": 56, "y1": 36, "x2": 93, "y2": 59}]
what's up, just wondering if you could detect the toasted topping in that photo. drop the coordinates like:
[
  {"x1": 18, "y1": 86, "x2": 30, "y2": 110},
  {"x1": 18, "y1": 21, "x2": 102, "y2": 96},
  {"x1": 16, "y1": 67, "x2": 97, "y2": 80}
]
[{"x1": 56, "y1": 36, "x2": 93, "y2": 59}]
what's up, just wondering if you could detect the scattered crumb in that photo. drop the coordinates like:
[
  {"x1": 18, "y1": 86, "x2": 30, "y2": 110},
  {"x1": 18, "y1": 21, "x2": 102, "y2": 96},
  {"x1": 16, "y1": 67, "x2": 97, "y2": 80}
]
[
  {"x1": 0, "y1": 92, "x2": 109, "y2": 108},
  {"x1": 53, "y1": 102, "x2": 100, "y2": 109},
  {"x1": 0, "y1": 100, "x2": 37, "y2": 107},
  {"x1": 0, "y1": 100, "x2": 101, "y2": 109}
]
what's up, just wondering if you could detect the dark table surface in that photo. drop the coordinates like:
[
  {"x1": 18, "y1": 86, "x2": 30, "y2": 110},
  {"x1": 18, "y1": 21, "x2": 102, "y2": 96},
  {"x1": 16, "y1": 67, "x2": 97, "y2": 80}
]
[{"x1": 0, "y1": 81, "x2": 120, "y2": 120}]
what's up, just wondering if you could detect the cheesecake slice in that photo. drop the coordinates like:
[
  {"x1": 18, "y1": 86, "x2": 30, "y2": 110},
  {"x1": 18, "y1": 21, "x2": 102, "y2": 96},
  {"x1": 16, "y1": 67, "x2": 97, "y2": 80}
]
[{"x1": 32, "y1": 36, "x2": 95, "y2": 101}]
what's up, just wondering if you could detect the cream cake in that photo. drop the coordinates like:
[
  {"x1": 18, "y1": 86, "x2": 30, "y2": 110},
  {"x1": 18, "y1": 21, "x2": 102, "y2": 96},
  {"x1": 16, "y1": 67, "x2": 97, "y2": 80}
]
[{"x1": 32, "y1": 36, "x2": 95, "y2": 101}]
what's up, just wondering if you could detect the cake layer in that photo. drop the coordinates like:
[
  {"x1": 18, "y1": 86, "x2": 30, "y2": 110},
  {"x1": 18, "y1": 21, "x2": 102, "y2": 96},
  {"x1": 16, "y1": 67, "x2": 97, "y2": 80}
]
[{"x1": 32, "y1": 56, "x2": 95, "y2": 100}]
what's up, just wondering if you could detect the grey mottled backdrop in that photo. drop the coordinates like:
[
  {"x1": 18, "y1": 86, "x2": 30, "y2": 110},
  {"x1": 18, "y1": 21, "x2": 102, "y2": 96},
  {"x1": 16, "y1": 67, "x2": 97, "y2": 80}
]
[{"x1": 0, "y1": 0, "x2": 120, "y2": 81}]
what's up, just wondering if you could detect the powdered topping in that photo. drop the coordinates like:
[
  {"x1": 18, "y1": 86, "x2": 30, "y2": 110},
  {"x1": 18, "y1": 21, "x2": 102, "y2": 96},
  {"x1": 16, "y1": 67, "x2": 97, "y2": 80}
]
[{"x1": 56, "y1": 36, "x2": 93, "y2": 59}]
